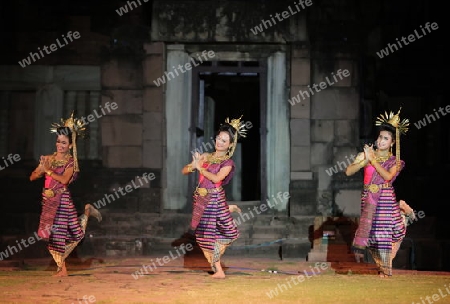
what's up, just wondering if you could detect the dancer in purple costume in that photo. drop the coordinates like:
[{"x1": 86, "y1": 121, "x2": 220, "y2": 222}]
[
  {"x1": 346, "y1": 109, "x2": 410, "y2": 277},
  {"x1": 30, "y1": 113, "x2": 101, "y2": 276},
  {"x1": 181, "y1": 116, "x2": 247, "y2": 278}
]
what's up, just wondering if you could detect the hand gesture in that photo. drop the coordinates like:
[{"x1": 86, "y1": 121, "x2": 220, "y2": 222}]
[
  {"x1": 192, "y1": 152, "x2": 202, "y2": 170},
  {"x1": 363, "y1": 144, "x2": 375, "y2": 162},
  {"x1": 40, "y1": 156, "x2": 51, "y2": 172},
  {"x1": 37, "y1": 156, "x2": 46, "y2": 173}
]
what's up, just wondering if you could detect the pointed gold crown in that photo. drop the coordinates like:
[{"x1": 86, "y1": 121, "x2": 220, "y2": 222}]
[
  {"x1": 49, "y1": 111, "x2": 87, "y2": 172},
  {"x1": 374, "y1": 107, "x2": 409, "y2": 170},
  {"x1": 50, "y1": 111, "x2": 87, "y2": 138},
  {"x1": 223, "y1": 115, "x2": 248, "y2": 158},
  {"x1": 224, "y1": 115, "x2": 247, "y2": 138},
  {"x1": 375, "y1": 108, "x2": 409, "y2": 135}
]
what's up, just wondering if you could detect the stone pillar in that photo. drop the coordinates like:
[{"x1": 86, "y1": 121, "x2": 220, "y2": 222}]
[
  {"x1": 231, "y1": 143, "x2": 242, "y2": 201},
  {"x1": 163, "y1": 45, "x2": 192, "y2": 210},
  {"x1": 267, "y1": 52, "x2": 290, "y2": 212},
  {"x1": 289, "y1": 46, "x2": 317, "y2": 216},
  {"x1": 101, "y1": 57, "x2": 144, "y2": 168},
  {"x1": 88, "y1": 91, "x2": 100, "y2": 160},
  {"x1": 311, "y1": 58, "x2": 360, "y2": 216}
]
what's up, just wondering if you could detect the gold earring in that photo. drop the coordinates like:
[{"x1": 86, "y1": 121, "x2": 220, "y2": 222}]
[{"x1": 390, "y1": 145, "x2": 393, "y2": 154}]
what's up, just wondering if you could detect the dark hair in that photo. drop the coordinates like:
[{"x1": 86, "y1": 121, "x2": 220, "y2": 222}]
[
  {"x1": 56, "y1": 127, "x2": 73, "y2": 144},
  {"x1": 377, "y1": 123, "x2": 396, "y2": 142},
  {"x1": 216, "y1": 123, "x2": 236, "y2": 143}
]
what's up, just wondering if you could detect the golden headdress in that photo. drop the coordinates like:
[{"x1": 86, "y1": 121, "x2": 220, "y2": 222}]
[
  {"x1": 49, "y1": 112, "x2": 87, "y2": 172},
  {"x1": 375, "y1": 108, "x2": 409, "y2": 169},
  {"x1": 223, "y1": 115, "x2": 247, "y2": 158}
]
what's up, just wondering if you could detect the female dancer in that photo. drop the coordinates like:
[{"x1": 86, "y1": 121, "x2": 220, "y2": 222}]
[
  {"x1": 30, "y1": 113, "x2": 101, "y2": 277},
  {"x1": 181, "y1": 116, "x2": 246, "y2": 278},
  {"x1": 345, "y1": 109, "x2": 409, "y2": 277}
]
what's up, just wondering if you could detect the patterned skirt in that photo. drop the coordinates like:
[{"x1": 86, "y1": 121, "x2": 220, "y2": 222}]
[
  {"x1": 195, "y1": 190, "x2": 239, "y2": 267},
  {"x1": 363, "y1": 187, "x2": 405, "y2": 275},
  {"x1": 47, "y1": 192, "x2": 85, "y2": 254}
]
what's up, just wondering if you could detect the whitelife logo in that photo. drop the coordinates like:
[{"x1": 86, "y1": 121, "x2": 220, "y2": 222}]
[{"x1": 18, "y1": 31, "x2": 81, "y2": 68}]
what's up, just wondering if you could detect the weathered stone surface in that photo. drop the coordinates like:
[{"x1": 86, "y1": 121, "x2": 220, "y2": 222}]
[
  {"x1": 104, "y1": 146, "x2": 142, "y2": 168},
  {"x1": 102, "y1": 115, "x2": 143, "y2": 146},
  {"x1": 291, "y1": 58, "x2": 310, "y2": 86},
  {"x1": 289, "y1": 189, "x2": 317, "y2": 215},
  {"x1": 143, "y1": 112, "x2": 162, "y2": 140},
  {"x1": 291, "y1": 146, "x2": 311, "y2": 171},
  {"x1": 334, "y1": 190, "x2": 361, "y2": 216},
  {"x1": 291, "y1": 171, "x2": 313, "y2": 180},
  {"x1": 101, "y1": 90, "x2": 143, "y2": 114},
  {"x1": 311, "y1": 120, "x2": 334, "y2": 142},
  {"x1": 143, "y1": 55, "x2": 164, "y2": 87},
  {"x1": 312, "y1": 60, "x2": 356, "y2": 87},
  {"x1": 143, "y1": 140, "x2": 163, "y2": 168},
  {"x1": 101, "y1": 59, "x2": 143, "y2": 89},
  {"x1": 335, "y1": 120, "x2": 356, "y2": 146},
  {"x1": 144, "y1": 42, "x2": 164, "y2": 55},
  {"x1": 138, "y1": 189, "x2": 161, "y2": 213},
  {"x1": 311, "y1": 88, "x2": 359, "y2": 120},
  {"x1": 143, "y1": 87, "x2": 163, "y2": 112},
  {"x1": 317, "y1": 165, "x2": 332, "y2": 190},
  {"x1": 290, "y1": 119, "x2": 310, "y2": 146},
  {"x1": 289, "y1": 85, "x2": 311, "y2": 118},
  {"x1": 311, "y1": 142, "x2": 333, "y2": 166},
  {"x1": 151, "y1": 0, "x2": 307, "y2": 43}
]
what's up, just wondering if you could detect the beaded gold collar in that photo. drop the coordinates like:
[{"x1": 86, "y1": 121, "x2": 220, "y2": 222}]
[
  {"x1": 206, "y1": 153, "x2": 229, "y2": 164},
  {"x1": 374, "y1": 152, "x2": 392, "y2": 163},
  {"x1": 50, "y1": 152, "x2": 72, "y2": 168}
]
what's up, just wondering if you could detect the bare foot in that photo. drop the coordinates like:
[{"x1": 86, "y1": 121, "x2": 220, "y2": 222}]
[
  {"x1": 378, "y1": 271, "x2": 389, "y2": 278},
  {"x1": 211, "y1": 261, "x2": 226, "y2": 279},
  {"x1": 53, "y1": 263, "x2": 68, "y2": 277},
  {"x1": 211, "y1": 271, "x2": 226, "y2": 279},
  {"x1": 229, "y1": 205, "x2": 241, "y2": 213},
  {"x1": 85, "y1": 204, "x2": 102, "y2": 222}
]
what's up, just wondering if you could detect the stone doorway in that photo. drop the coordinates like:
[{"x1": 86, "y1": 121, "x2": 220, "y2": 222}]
[
  {"x1": 163, "y1": 46, "x2": 289, "y2": 213},
  {"x1": 190, "y1": 61, "x2": 264, "y2": 203}
]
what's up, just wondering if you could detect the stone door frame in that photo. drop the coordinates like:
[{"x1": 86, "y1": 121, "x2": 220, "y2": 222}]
[{"x1": 163, "y1": 45, "x2": 290, "y2": 212}]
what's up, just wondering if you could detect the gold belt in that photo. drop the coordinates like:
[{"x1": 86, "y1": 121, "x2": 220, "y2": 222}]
[
  {"x1": 364, "y1": 183, "x2": 391, "y2": 193},
  {"x1": 195, "y1": 187, "x2": 223, "y2": 197},
  {"x1": 43, "y1": 187, "x2": 67, "y2": 198}
]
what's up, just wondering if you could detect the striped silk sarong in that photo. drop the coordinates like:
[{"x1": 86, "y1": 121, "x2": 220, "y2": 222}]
[
  {"x1": 366, "y1": 186, "x2": 405, "y2": 276},
  {"x1": 195, "y1": 189, "x2": 239, "y2": 270},
  {"x1": 48, "y1": 191, "x2": 86, "y2": 267}
]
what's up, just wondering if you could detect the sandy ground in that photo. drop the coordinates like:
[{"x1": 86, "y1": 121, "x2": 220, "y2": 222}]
[
  {"x1": 0, "y1": 248, "x2": 310, "y2": 304},
  {"x1": 1, "y1": 249, "x2": 450, "y2": 304}
]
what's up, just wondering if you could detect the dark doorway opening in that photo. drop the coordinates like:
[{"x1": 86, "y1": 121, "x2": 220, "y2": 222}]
[
  {"x1": 200, "y1": 73, "x2": 260, "y2": 201},
  {"x1": 189, "y1": 60, "x2": 267, "y2": 206}
]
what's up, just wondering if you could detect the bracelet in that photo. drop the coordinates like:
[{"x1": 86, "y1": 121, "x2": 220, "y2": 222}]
[
  {"x1": 358, "y1": 161, "x2": 366, "y2": 168},
  {"x1": 199, "y1": 168, "x2": 206, "y2": 175},
  {"x1": 187, "y1": 164, "x2": 195, "y2": 173}
]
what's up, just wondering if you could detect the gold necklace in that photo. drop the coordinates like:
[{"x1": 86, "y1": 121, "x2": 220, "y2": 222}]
[
  {"x1": 374, "y1": 152, "x2": 392, "y2": 163},
  {"x1": 50, "y1": 152, "x2": 71, "y2": 168},
  {"x1": 206, "y1": 152, "x2": 229, "y2": 164}
]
